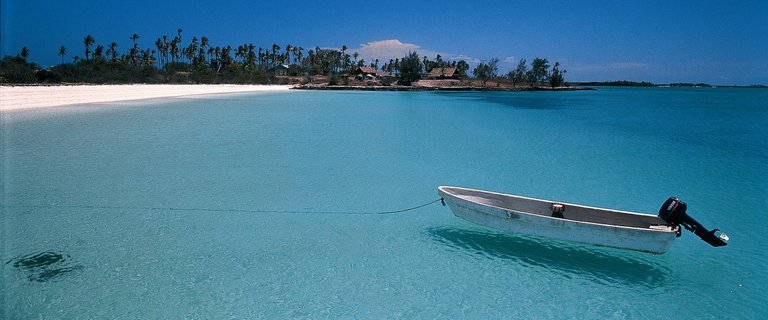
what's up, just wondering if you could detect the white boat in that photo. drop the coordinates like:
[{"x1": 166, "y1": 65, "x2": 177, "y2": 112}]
[{"x1": 438, "y1": 186, "x2": 728, "y2": 254}]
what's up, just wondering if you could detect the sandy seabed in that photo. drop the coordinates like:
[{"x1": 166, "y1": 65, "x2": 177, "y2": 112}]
[{"x1": 0, "y1": 84, "x2": 293, "y2": 112}]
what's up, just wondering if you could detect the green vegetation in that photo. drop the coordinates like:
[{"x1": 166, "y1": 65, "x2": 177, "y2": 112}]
[
  {"x1": 380, "y1": 53, "x2": 469, "y2": 79},
  {"x1": 397, "y1": 51, "x2": 422, "y2": 85},
  {"x1": 507, "y1": 59, "x2": 528, "y2": 88},
  {"x1": 2, "y1": 29, "x2": 573, "y2": 88},
  {"x1": 20, "y1": 47, "x2": 30, "y2": 62},
  {"x1": 472, "y1": 58, "x2": 499, "y2": 86},
  {"x1": 549, "y1": 62, "x2": 565, "y2": 88},
  {"x1": 5, "y1": 32, "x2": 766, "y2": 89},
  {"x1": 528, "y1": 58, "x2": 550, "y2": 86},
  {"x1": 1, "y1": 56, "x2": 40, "y2": 83}
]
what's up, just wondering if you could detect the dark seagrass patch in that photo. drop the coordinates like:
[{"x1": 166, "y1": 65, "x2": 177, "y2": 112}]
[{"x1": 8, "y1": 251, "x2": 84, "y2": 282}]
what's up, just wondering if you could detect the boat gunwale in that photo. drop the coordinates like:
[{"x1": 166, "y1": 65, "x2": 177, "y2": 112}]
[{"x1": 438, "y1": 186, "x2": 677, "y2": 234}]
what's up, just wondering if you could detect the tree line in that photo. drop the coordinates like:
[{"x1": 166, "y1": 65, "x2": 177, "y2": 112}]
[
  {"x1": 1, "y1": 30, "x2": 566, "y2": 87},
  {"x1": 396, "y1": 52, "x2": 566, "y2": 88}
]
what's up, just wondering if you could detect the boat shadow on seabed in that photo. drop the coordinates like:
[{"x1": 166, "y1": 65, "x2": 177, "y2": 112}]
[{"x1": 426, "y1": 226, "x2": 672, "y2": 288}]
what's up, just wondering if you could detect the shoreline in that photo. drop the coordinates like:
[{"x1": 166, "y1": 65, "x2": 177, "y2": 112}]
[
  {"x1": 0, "y1": 84, "x2": 294, "y2": 112},
  {"x1": 0, "y1": 83, "x2": 597, "y2": 113},
  {"x1": 294, "y1": 84, "x2": 594, "y2": 91}
]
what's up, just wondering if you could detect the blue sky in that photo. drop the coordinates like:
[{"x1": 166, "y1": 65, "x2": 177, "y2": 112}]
[{"x1": 2, "y1": 0, "x2": 767, "y2": 85}]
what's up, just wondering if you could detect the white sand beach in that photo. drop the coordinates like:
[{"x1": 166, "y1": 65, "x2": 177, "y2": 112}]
[{"x1": 0, "y1": 84, "x2": 293, "y2": 112}]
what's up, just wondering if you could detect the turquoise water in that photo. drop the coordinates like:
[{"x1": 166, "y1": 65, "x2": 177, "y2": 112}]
[{"x1": 2, "y1": 87, "x2": 767, "y2": 318}]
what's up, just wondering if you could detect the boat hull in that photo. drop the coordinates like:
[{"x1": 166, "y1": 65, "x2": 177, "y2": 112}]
[{"x1": 438, "y1": 186, "x2": 678, "y2": 253}]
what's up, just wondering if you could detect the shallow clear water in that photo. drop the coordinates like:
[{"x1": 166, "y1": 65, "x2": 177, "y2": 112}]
[{"x1": 2, "y1": 87, "x2": 767, "y2": 318}]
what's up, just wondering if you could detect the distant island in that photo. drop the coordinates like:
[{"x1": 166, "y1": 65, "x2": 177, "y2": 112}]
[{"x1": 571, "y1": 81, "x2": 767, "y2": 88}]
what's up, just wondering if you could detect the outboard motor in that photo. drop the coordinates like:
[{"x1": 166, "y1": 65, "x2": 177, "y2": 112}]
[{"x1": 659, "y1": 197, "x2": 729, "y2": 247}]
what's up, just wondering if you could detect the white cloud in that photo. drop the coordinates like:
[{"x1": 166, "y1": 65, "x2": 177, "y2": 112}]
[
  {"x1": 353, "y1": 39, "x2": 426, "y2": 61},
  {"x1": 353, "y1": 39, "x2": 479, "y2": 64},
  {"x1": 503, "y1": 56, "x2": 517, "y2": 64}
]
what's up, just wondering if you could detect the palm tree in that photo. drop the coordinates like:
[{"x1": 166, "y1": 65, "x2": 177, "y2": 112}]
[
  {"x1": 94, "y1": 45, "x2": 104, "y2": 61},
  {"x1": 129, "y1": 44, "x2": 140, "y2": 65},
  {"x1": 208, "y1": 47, "x2": 216, "y2": 68},
  {"x1": 341, "y1": 44, "x2": 349, "y2": 71},
  {"x1": 235, "y1": 45, "x2": 245, "y2": 64},
  {"x1": 306, "y1": 49, "x2": 315, "y2": 73},
  {"x1": 271, "y1": 44, "x2": 280, "y2": 68},
  {"x1": 246, "y1": 44, "x2": 257, "y2": 69},
  {"x1": 285, "y1": 44, "x2": 292, "y2": 65},
  {"x1": 127, "y1": 34, "x2": 140, "y2": 65},
  {"x1": 221, "y1": 45, "x2": 233, "y2": 66},
  {"x1": 141, "y1": 49, "x2": 156, "y2": 67},
  {"x1": 162, "y1": 35, "x2": 170, "y2": 64},
  {"x1": 107, "y1": 42, "x2": 119, "y2": 62},
  {"x1": 83, "y1": 35, "x2": 95, "y2": 61},
  {"x1": 297, "y1": 47, "x2": 304, "y2": 68},
  {"x1": 175, "y1": 28, "x2": 183, "y2": 63},
  {"x1": 20, "y1": 47, "x2": 30, "y2": 62},
  {"x1": 186, "y1": 37, "x2": 198, "y2": 64},
  {"x1": 58, "y1": 45, "x2": 67, "y2": 64},
  {"x1": 212, "y1": 46, "x2": 223, "y2": 74},
  {"x1": 168, "y1": 38, "x2": 175, "y2": 64},
  {"x1": 258, "y1": 47, "x2": 264, "y2": 69},
  {"x1": 199, "y1": 36, "x2": 209, "y2": 66},
  {"x1": 169, "y1": 37, "x2": 180, "y2": 64},
  {"x1": 155, "y1": 38, "x2": 166, "y2": 68}
]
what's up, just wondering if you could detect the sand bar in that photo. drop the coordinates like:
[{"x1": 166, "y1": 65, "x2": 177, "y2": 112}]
[{"x1": 0, "y1": 84, "x2": 293, "y2": 112}]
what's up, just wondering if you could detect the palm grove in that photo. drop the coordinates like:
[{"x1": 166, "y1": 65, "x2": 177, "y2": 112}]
[{"x1": 1, "y1": 30, "x2": 566, "y2": 88}]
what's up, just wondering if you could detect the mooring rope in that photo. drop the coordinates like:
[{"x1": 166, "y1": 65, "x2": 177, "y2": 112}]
[{"x1": 3, "y1": 198, "x2": 445, "y2": 215}]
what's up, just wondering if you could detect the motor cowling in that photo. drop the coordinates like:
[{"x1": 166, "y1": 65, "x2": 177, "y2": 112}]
[{"x1": 659, "y1": 197, "x2": 729, "y2": 247}]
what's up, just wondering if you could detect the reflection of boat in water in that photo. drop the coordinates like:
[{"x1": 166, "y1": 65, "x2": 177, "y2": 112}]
[
  {"x1": 427, "y1": 226, "x2": 670, "y2": 287},
  {"x1": 438, "y1": 186, "x2": 728, "y2": 254}
]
